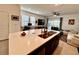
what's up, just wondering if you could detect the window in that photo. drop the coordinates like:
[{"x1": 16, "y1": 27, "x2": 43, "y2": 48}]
[
  {"x1": 22, "y1": 15, "x2": 29, "y2": 27},
  {"x1": 48, "y1": 18, "x2": 52, "y2": 30},
  {"x1": 48, "y1": 18, "x2": 60, "y2": 30},
  {"x1": 53, "y1": 20, "x2": 60, "y2": 28},
  {"x1": 22, "y1": 15, "x2": 36, "y2": 27},
  {"x1": 30, "y1": 16, "x2": 35, "y2": 26}
]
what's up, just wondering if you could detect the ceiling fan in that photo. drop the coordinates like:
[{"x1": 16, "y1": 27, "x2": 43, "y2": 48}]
[{"x1": 53, "y1": 12, "x2": 60, "y2": 16}]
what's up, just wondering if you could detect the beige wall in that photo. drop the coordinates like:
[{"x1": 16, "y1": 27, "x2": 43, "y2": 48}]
[
  {"x1": 0, "y1": 4, "x2": 20, "y2": 33},
  {"x1": 62, "y1": 14, "x2": 79, "y2": 31}
]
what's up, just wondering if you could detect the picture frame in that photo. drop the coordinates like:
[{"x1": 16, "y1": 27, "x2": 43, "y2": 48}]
[
  {"x1": 11, "y1": 15, "x2": 19, "y2": 21},
  {"x1": 68, "y1": 19, "x2": 75, "y2": 25}
]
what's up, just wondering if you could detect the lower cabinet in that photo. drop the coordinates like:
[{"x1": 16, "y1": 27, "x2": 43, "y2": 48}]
[
  {"x1": 45, "y1": 34, "x2": 60, "y2": 55},
  {"x1": 28, "y1": 33, "x2": 60, "y2": 55}
]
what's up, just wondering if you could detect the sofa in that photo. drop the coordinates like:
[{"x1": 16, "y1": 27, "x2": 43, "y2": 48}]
[{"x1": 67, "y1": 32, "x2": 79, "y2": 47}]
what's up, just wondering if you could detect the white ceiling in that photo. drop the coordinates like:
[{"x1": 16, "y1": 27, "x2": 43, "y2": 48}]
[{"x1": 21, "y1": 4, "x2": 79, "y2": 16}]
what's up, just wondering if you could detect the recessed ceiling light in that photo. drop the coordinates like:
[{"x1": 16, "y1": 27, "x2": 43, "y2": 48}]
[
  {"x1": 54, "y1": 4, "x2": 63, "y2": 6},
  {"x1": 54, "y1": 4, "x2": 59, "y2": 6}
]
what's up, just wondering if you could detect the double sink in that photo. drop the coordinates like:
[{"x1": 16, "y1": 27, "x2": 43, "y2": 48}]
[{"x1": 38, "y1": 31, "x2": 56, "y2": 39}]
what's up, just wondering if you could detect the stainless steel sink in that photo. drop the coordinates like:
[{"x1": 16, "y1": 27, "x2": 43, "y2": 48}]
[{"x1": 38, "y1": 31, "x2": 56, "y2": 39}]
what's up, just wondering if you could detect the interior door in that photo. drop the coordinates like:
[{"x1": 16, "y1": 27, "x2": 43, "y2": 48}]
[{"x1": 0, "y1": 11, "x2": 9, "y2": 40}]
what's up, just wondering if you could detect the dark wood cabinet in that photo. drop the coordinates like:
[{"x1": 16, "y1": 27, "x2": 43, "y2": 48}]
[{"x1": 45, "y1": 34, "x2": 60, "y2": 55}]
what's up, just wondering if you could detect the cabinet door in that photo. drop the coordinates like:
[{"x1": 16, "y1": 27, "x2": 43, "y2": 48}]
[
  {"x1": 45, "y1": 34, "x2": 60, "y2": 55},
  {"x1": 45, "y1": 39, "x2": 53, "y2": 55},
  {"x1": 0, "y1": 12, "x2": 9, "y2": 40}
]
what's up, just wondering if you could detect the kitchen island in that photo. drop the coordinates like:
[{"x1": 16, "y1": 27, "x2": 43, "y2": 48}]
[{"x1": 9, "y1": 29, "x2": 60, "y2": 55}]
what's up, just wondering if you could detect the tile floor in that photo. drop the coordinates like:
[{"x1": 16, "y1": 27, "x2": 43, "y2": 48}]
[{"x1": 53, "y1": 40, "x2": 78, "y2": 55}]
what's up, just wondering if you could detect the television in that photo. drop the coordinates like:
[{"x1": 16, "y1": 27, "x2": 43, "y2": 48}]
[{"x1": 38, "y1": 19, "x2": 45, "y2": 25}]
